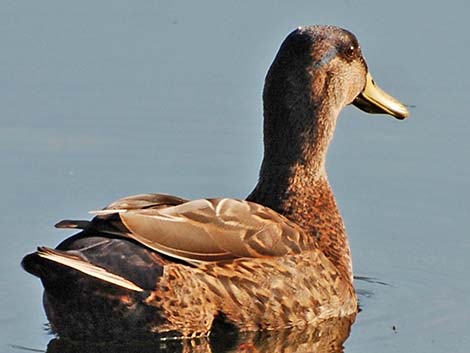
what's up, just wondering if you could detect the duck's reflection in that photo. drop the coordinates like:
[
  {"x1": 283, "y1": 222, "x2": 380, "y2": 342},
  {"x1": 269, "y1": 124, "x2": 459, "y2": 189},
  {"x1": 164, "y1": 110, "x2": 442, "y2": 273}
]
[{"x1": 46, "y1": 315, "x2": 355, "y2": 353}]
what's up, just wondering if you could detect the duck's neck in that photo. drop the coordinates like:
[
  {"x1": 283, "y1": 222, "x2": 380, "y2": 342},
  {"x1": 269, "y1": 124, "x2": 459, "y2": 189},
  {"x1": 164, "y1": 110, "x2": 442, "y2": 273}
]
[{"x1": 247, "y1": 87, "x2": 353, "y2": 282}]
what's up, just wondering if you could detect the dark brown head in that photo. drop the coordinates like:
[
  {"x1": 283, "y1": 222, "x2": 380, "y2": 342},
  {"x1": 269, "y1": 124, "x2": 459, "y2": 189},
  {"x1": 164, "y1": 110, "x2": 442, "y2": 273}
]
[
  {"x1": 261, "y1": 25, "x2": 409, "y2": 170},
  {"x1": 264, "y1": 26, "x2": 409, "y2": 119}
]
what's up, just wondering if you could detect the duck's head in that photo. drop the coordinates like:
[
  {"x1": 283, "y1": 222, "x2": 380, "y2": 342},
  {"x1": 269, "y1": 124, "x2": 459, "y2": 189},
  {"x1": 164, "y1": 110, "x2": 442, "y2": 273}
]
[{"x1": 261, "y1": 25, "x2": 409, "y2": 167}]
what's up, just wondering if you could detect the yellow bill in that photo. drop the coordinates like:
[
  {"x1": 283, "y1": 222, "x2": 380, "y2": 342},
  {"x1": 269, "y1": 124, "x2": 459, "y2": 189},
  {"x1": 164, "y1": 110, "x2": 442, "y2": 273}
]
[{"x1": 353, "y1": 73, "x2": 410, "y2": 119}]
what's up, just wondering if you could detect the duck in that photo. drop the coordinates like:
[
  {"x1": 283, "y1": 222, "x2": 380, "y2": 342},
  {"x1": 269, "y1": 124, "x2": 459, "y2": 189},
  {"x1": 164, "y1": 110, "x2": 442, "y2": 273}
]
[{"x1": 22, "y1": 25, "x2": 409, "y2": 341}]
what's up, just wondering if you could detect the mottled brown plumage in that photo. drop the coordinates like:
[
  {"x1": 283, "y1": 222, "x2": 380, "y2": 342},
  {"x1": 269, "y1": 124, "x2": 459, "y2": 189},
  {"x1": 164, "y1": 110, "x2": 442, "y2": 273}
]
[{"x1": 22, "y1": 25, "x2": 409, "y2": 341}]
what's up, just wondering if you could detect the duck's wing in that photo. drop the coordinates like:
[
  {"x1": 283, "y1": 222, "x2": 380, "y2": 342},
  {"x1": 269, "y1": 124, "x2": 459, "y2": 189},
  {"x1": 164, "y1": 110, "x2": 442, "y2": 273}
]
[
  {"x1": 34, "y1": 247, "x2": 145, "y2": 292},
  {"x1": 104, "y1": 193, "x2": 188, "y2": 211},
  {"x1": 112, "y1": 198, "x2": 313, "y2": 264},
  {"x1": 55, "y1": 193, "x2": 188, "y2": 230}
]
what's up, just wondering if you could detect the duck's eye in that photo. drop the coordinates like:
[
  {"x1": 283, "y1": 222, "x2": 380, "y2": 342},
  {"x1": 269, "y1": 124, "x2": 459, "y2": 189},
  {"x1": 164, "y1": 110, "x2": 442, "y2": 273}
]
[
  {"x1": 346, "y1": 45, "x2": 355, "y2": 56},
  {"x1": 341, "y1": 44, "x2": 358, "y2": 61}
]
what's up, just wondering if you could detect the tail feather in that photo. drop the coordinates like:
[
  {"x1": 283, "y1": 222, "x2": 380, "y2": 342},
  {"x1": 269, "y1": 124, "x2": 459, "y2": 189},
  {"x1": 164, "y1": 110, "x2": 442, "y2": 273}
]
[
  {"x1": 55, "y1": 220, "x2": 91, "y2": 229},
  {"x1": 33, "y1": 247, "x2": 144, "y2": 292}
]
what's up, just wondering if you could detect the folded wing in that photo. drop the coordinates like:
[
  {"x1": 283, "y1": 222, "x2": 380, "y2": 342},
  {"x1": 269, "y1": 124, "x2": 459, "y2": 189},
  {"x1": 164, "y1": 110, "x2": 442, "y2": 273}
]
[{"x1": 116, "y1": 198, "x2": 312, "y2": 264}]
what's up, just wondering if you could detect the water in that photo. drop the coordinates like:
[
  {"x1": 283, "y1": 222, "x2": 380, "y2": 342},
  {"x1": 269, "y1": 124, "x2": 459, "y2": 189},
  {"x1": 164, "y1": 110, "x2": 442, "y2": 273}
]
[{"x1": 2, "y1": 1, "x2": 469, "y2": 352}]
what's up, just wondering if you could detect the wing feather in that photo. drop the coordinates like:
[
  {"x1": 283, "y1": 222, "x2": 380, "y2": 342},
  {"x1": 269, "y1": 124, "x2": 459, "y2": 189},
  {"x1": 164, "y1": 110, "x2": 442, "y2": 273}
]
[
  {"x1": 119, "y1": 198, "x2": 310, "y2": 263},
  {"x1": 37, "y1": 247, "x2": 144, "y2": 292}
]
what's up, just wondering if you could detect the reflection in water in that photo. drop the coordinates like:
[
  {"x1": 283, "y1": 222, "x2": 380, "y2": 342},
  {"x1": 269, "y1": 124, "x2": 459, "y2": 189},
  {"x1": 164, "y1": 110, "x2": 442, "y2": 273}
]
[
  {"x1": 9, "y1": 346, "x2": 44, "y2": 353},
  {"x1": 354, "y1": 276, "x2": 391, "y2": 287},
  {"x1": 354, "y1": 275, "x2": 392, "y2": 300},
  {"x1": 45, "y1": 315, "x2": 355, "y2": 353}
]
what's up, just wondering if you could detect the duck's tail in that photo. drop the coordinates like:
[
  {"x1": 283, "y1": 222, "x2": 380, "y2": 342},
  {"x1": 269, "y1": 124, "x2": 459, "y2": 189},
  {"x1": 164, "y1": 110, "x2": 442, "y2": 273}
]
[
  {"x1": 21, "y1": 236, "x2": 168, "y2": 339},
  {"x1": 22, "y1": 247, "x2": 144, "y2": 292}
]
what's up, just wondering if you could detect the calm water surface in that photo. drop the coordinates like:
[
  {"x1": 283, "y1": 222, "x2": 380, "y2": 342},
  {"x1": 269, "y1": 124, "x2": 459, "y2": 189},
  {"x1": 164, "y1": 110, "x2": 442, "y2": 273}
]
[{"x1": 2, "y1": 1, "x2": 469, "y2": 352}]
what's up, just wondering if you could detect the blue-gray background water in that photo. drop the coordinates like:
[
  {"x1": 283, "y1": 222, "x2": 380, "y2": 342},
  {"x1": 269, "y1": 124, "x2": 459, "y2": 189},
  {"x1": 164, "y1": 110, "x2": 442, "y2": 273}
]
[{"x1": 2, "y1": 1, "x2": 469, "y2": 352}]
